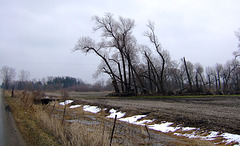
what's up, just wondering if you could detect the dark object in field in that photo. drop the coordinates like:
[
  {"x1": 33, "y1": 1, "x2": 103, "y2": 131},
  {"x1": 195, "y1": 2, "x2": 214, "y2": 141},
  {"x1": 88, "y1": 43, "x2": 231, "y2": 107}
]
[
  {"x1": 107, "y1": 92, "x2": 137, "y2": 97},
  {"x1": 41, "y1": 99, "x2": 51, "y2": 105},
  {"x1": 11, "y1": 85, "x2": 15, "y2": 97},
  {"x1": 33, "y1": 98, "x2": 59, "y2": 105},
  {"x1": 5, "y1": 105, "x2": 11, "y2": 112}
]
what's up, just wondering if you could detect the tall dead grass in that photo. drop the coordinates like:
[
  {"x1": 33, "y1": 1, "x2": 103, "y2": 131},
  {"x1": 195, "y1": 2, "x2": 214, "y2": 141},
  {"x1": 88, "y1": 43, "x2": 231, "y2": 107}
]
[
  {"x1": 35, "y1": 106, "x2": 110, "y2": 146},
  {"x1": 10, "y1": 90, "x2": 111, "y2": 145}
]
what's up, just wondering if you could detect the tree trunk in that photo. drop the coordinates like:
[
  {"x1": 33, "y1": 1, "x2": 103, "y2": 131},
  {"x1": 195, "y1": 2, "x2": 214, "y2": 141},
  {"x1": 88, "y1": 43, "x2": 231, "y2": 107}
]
[
  {"x1": 183, "y1": 57, "x2": 193, "y2": 92},
  {"x1": 128, "y1": 56, "x2": 132, "y2": 92},
  {"x1": 157, "y1": 50, "x2": 166, "y2": 94},
  {"x1": 144, "y1": 52, "x2": 161, "y2": 92},
  {"x1": 120, "y1": 52, "x2": 128, "y2": 93},
  {"x1": 195, "y1": 73, "x2": 199, "y2": 91},
  {"x1": 131, "y1": 67, "x2": 138, "y2": 94},
  {"x1": 147, "y1": 61, "x2": 153, "y2": 92},
  {"x1": 214, "y1": 75, "x2": 218, "y2": 90},
  {"x1": 91, "y1": 48, "x2": 120, "y2": 93},
  {"x1": 110, "y1": 59, "x2": 125, "y2": 93},
  {"x1": 217, "y1": 72, "x2": 221, "y2": 91}
]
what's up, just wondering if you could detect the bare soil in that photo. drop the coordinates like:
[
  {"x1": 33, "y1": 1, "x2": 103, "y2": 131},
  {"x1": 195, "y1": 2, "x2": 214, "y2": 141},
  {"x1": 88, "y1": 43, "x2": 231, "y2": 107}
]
[{"x1": 76, "y1": 96, "x2": 240, "y2": 135}]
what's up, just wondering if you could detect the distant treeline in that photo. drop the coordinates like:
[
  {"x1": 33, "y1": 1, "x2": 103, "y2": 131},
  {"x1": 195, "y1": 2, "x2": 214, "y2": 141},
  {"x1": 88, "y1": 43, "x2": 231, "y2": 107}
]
[{"x1": 0, "y1": 75, "x2": 113, "y2": 92}]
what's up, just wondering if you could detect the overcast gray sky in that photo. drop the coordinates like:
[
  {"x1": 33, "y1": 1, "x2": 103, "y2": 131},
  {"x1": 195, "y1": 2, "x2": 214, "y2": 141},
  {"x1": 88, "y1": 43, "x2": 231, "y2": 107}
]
[{"x1": 0, "y1": 0, "x2": 240, "y2": 84}]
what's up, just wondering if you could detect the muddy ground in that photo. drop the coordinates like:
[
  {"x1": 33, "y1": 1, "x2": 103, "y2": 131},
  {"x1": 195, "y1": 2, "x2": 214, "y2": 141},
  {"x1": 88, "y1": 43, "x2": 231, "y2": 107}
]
[{"x1": 75, "y1": 96, "x2": 240, "y2": 135}]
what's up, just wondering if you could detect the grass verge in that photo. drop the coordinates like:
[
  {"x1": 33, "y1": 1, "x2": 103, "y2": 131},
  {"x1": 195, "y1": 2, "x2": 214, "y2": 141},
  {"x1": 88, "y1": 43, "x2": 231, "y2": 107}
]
[
  {"x1": 4, "y1": 94, "x2": 60, "y2": 145},
  {"x1": 3, "y1": 90, "x2": 110, "y2": 146}
]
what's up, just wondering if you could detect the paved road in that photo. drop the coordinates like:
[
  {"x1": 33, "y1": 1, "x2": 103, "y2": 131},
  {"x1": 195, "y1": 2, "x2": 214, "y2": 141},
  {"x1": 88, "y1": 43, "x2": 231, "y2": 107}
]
[{"x1": 0, "y1": 91, "x2": 25, "y2": 146}]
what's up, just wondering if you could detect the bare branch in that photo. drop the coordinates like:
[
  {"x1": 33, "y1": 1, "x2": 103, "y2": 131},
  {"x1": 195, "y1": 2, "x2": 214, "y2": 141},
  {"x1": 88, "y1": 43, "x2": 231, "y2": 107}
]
[{"x1": 73, "y1": 36, "x2": 96, "y2": 53}]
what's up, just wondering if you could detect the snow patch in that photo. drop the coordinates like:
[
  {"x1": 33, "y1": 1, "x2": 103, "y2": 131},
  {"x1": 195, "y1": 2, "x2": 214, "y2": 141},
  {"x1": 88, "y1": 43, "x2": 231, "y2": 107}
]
[
  {"x1": 221, "y1": 133, "x2": 240, "y2": 145},
  {"x1": 119, "y1": 115, "x2": 147, "y2": 124},
  {"x1": 174, "y1": 131, "x2": 240, "y2": 145},
  {"x1": 175, "y1": 132, "x2": 199, "y2": 139},
  {"x1": 204, "y1": 131, "x2": 219, "y2": 141},
  {"x1": 83, "y1": 105, "x2": 101, "y2": 113},
  {"x1": 148, "y1": 122, "x2": 180, "y2": 133},
  {"x1": 182, "y1": 127, "x2": 196, "y2": 131},
  {"x1": 107, "y1": 109, "x2": 125, "y2": 119},
  {"x1": 69, "y1": 105, "x2": 81, "y2": 109},
  {"x1": 59, "y1": 100, "x2": 74, "y2": 106},
  {"x1": 134, "y1": 119, "x2": 155, "y2": 125}
]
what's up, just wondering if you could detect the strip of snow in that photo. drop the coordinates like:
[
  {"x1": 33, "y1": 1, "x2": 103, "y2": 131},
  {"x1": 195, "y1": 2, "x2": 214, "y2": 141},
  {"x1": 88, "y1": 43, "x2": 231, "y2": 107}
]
[
  {"x1": 134, "y1": 119, "x2": 155, "y2": 125},
  {"x1": 59, "y1": 100, "x2": 74, "y2": 106},
  {"x1": 174, "y1": 131, "x2": 209, "y2": 140},
  {"x1": 174, "y1": 131, "x2": 240, "y2": 145},
  {"x1": 174, "y1": 131, "x2": 201, "y2": 139},
  {"x1": 83, "y1": 105, "x2": 101, "y2": 113},
  {"x1": 119, "y1": 115, "x2": 147, "y2": 124},
  {"x1": 107, "y1": 109, "x2": 125, "y2": 119},
  {"x1": 69, "y1": 105, "x2": 81, "y2": 109},
  {"x1": 148, "y1": 122, "x2": 180, "y2": 133},
  {"x1": 182, "y1": 127, "x2": 196, "y2": 131},
  {"x1": 44, "y1": 96, "x2": 49, "y2": 98},
  {"x1": 204, "y1": 131, "x2": 219, "y2": 141},
  {"x1": 221, "y1": 133, "x2": 240, "y2": 145},
  {"x1": 65, "y1": 119, "x2": 78, "y2": 123}
]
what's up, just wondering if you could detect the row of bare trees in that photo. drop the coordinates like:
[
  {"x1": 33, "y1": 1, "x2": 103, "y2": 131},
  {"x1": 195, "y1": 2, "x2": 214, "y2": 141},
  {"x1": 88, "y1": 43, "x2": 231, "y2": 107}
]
[
  {"x1": 0, "y1": 67, "x2": 112, "y2": 91},
  {"x1": 74, "y1": 13, "x2": 240, "y2": 95}
]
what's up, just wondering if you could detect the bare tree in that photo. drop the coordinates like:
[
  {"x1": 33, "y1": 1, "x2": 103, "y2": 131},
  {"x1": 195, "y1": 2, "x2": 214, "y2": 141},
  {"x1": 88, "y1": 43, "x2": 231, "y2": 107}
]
[
  {"x1": 194, "y1": 63, "x2": 205, "y2": 92},
  {"x1": 19, "y1": 70, "x2": 30, "y2": 82},
  {"x1": 74, "y1": 37, "x2": 120, "y2": 93},
  {"x1": 144, "y1": 21, "x2": 166, "y2": 94},
  {"x1": 0, "y1": 66, "x2": 16, "y2": 90},
  {"x1": 233, "y1": 29, "x2": 240, "y2": 58},
  {"x1": 92, "y1": 13, "x2": 135, "y2": 93},
  {"x1": 183, "y1": 57, "x2": 193, "y2": 92},
  {"x1": 205, "y1": 66, "x2": 216, "y2": 90},
  {"x1": 141, "y1": 46, "x2": 161, "y2": 93},
  {"x1": 74, "y1": 13, "x2": 146, "y2": 95},
  {"x1": 215, "y1": 63, "x2": 223, "y2": 91},
  {"x1": 221, "y1": 59, "x2": 239, "y2": 93}
]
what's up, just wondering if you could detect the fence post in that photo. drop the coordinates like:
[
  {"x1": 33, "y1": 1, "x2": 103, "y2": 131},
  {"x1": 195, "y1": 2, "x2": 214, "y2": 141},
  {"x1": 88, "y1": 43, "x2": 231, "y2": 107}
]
[
  {"x1": 62, "y1": 104, "x2": 67, "y2": 124},
  {"x1": 145, "y1": 125, "x2": 151, "y2": 140},
  {"x1": 50, "y1": 100, "x2": 56, "y2": 115},
  {"x1": 110, "y1": 115, "x2": 117, "y2": 146}
]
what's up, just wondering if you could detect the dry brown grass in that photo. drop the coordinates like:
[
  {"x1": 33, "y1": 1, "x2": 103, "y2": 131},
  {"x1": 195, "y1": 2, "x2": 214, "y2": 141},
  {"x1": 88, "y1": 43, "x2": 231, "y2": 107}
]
[
  {"x1": 4, "y1": 91, "x2": 60, "y2": 146},
  {"x1": 4, "y1": 90, "x2": 111, "y2": 146},
  {"x1": 35, "y1": 106, "x2": 110, "y2": 146}
]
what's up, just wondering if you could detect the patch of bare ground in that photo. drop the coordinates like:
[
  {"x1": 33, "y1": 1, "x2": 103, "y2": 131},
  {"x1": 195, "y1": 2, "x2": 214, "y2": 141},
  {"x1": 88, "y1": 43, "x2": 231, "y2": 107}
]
[{"x1": 76, "y1": 96, "x2": 240, "y2": 135}]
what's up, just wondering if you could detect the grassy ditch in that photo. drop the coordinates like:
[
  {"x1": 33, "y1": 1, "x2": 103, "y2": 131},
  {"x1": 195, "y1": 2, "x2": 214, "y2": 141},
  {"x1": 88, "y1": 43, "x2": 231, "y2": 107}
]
[
  {"x1": 3, "y1": 90, "x2": 110, "y2": 146},
  {"x1": 4, "y1": 91, "x2": 60, "y2": 145}
]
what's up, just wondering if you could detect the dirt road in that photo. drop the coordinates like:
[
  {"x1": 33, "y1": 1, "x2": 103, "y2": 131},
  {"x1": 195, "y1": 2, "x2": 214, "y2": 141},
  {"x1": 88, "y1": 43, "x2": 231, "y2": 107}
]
[
  {"x1": 78, "y1": 96, "x2": 240, "y2": 135},
  {"x1": 0, "y1": 91, "x2": 25, "y2": 146}
]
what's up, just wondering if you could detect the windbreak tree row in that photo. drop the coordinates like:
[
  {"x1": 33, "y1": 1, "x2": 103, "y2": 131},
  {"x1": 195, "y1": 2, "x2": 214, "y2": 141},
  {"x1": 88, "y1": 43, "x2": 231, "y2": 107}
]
[{"x1": 73, "y1": 13, "x2": 240, "y2": 96}]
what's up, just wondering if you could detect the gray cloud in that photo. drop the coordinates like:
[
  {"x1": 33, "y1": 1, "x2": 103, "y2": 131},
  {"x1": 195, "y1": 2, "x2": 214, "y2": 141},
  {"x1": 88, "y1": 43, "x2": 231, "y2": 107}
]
[{"x1": 1, "y1": 0, "x2": 240, "y2": 83}]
